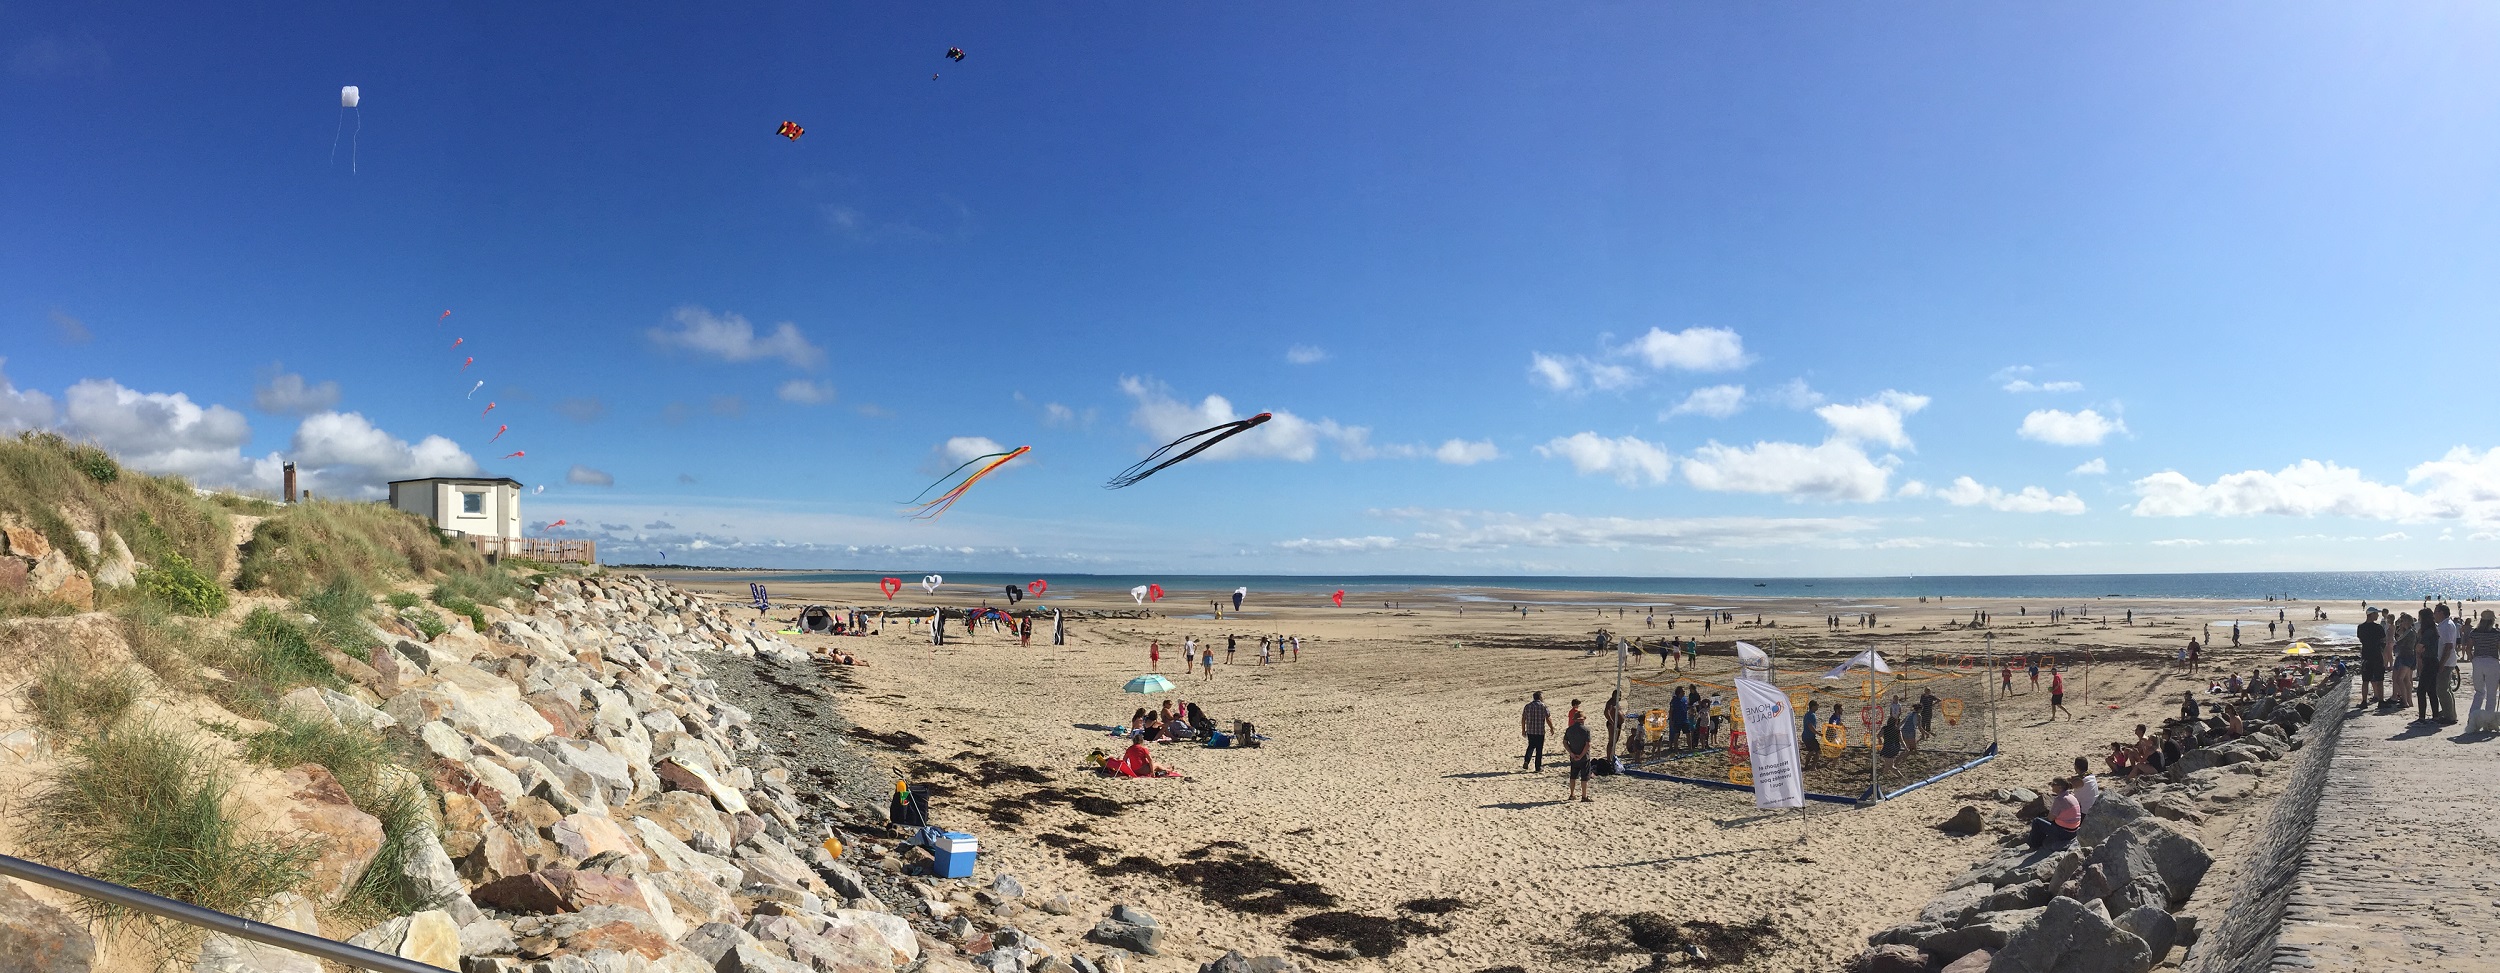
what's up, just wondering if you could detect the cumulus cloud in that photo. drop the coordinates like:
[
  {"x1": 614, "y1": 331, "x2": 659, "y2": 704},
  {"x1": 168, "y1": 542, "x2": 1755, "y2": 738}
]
[
  {"x1": 568, "y1": 465, "x2": 615, "y2": 486},
  {"x1": 252, "y1": 365, "x2": 342, "y2": 416},
  {"x1": 1681, "y1": 439, "x2": 1893, "y2": 502},
  {"x1": 1353, "y1": 508, "x2": 1880, "y2": 552},
  {"x1": 921, "y1": 436, "x2": 1032, "y2": 476},
  {"x1": 554, "y1": 397, "x2": 608, "y2": 422},
  {"x1": 1118, "y1": 377, "x2": 1367, "y2": 463},
  {"x1": 1285, "y1": 345, "x2": 1328, "y2": 365},
  {"x1": 1274, "y1": 536, "x2": 1401, "y2": 553},
  {"x1": 0, "y1": 359, "x2": 57, "y2": 433},
  {"x1": 60, "y1": 379, "x2": 261, "y2": 484},
  {"x1": 1815, "y1": 390, "x2": 1930, "y2": 449},
  {"x1": 777, "y1": 379, "x2": 836, "y2": 404},
  {"x1": 289, "y1": 411, "x2": 480, "y2": 497},
  {"x1": 1933, "y1": 476, "x2": 2086, "y2": 514},
  {"x1": 1665, "y1": 385, "x2": 1747, "y2": 420},
  {"x1": 648, "y1": 305, "x2": 824, "y2": 368},
  {"x1": 2072, "y1": 458, "x2": 2108, "y2": 475},
  {"x1": 1535, "y1": 433, "x2": 1674, "y2": 486},
  {"x1": 1526, "y1": 353, "x2": 1636, "y2": 393},
  {"x1": 2019, "y1": 408, "x2": 2127, "y2": 446},
  {"x1": 2132, "y1": 448, "x2": 2500, "y2": 524},
  {"x1": 1434, "y1": 439, "x2": 1500, "y2": 466},
  {"x1": 1622, "y1": 327, "x2": 1749, "y2": 372}
]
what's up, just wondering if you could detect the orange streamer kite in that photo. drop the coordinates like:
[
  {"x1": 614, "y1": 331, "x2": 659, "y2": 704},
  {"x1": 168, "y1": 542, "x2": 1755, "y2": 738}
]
[
  {"x1": 481, "y1": 402, "x2": 496, "y2": 416},
  {"x1": 462, "y1": 357, "x2": 474, "y2": 370},
  {"x1": 489, "y1": 424, "x2": 507, "y2": 443},
  {"x1": 451, "y1": 337, "x2": 463, "y2": 348},
  {"x1": 502, "y1": 450, "x2": 524, "y2": 459},
  {"x1": 902, "y1": 445, "x2": 1028, "y2": 520}
]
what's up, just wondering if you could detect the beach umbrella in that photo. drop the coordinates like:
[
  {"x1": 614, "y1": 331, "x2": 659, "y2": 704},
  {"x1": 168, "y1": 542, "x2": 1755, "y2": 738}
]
[
  {"x1": 2283, "y1": 642, "x2": 2314, "y2": 656},
  {"x1": 1123, "y1": 674, "x2": 1175, "y2": 695}
]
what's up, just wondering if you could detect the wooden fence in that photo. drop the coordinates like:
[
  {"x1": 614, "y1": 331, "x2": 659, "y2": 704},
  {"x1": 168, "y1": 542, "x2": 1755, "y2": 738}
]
[{"x1": 461, "y1": 535, "x2": 597, "y2": 565}]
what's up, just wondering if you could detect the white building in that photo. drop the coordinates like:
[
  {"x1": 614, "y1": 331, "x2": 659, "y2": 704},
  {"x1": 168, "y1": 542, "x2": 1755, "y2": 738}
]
[{"x1": 386, "y1": 477, "x2": 522, "y2": 539}]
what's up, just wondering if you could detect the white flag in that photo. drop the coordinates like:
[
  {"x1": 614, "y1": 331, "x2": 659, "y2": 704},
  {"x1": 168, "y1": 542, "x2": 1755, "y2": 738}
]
[
  {"x1": 1734, "y1": 679, "x2": 1805, "y2": 809},
  {"x1": 1735, "y1": 641, "x2": 1774, "y2": 683},
  {"x1": 1820, "y1": 649, "x2": 1892, "y2": 680}
]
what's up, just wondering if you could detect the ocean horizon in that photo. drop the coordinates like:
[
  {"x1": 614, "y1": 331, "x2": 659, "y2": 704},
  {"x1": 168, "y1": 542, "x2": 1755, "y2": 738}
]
[{"x1": 644, "y1": 568, "x2": 2500, "y2": 604}]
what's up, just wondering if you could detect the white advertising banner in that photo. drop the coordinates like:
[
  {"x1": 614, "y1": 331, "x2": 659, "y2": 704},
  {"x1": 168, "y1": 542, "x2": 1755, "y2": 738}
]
[{"x1": 1734, "y1": 679, "x2": 1806, "y2": 810}]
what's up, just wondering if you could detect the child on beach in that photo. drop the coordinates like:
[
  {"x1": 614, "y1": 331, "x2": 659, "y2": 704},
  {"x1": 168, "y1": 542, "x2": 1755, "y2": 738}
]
[{"x1": 1150, "y1": 640, "x2": 1161, "y2": 672}]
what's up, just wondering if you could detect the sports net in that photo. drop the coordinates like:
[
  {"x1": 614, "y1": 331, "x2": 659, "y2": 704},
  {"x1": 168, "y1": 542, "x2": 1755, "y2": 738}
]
[{"x1": 1622, "y1": 652, "x2": 1998, "y2": 802}]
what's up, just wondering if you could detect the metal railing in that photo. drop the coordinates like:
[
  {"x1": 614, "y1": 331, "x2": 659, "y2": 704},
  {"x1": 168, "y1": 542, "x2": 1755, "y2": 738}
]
[{"x1": 0, "y1": 853, "x2": 451, "y2": 973}]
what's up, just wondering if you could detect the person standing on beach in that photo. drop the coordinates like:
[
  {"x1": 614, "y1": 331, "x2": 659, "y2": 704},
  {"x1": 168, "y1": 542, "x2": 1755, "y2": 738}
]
[
  {"x1": 1149, "y1": 640, "x2": 1161, "y2": 672},
  {"x1": 1684, "y1": 637, "x2": 1697, "y2": 670},
  {"x1": 1801, "y1": 701, "x2": 1823, "y2": 770},
  {"x1": 2431, "y1": 604, "x2": 2460, "y2": 724},
  {"x1": 2049, "y1": 668, "x2": 2073, "y2": 720},
  {"x1": 1202, "y1": 646, "x2": 1215, "y2": 681},
  {"x1": 2001, "y1": 662, "x2": 2015, "y2": 698},
  {"x1": 1604, "y1": 690, "x2": 1624, "y2": 760},
  {"x1": 1183, "y1": 638, "x2": 1196, "y2": 671},
  {"x1": 1226, "y1": 634, "x2": 1236, "y2": 665},
  {"x1": 1564, "y1": 709, "x2": 1594, "y2": 802},
  {"x1": 2232, "y1": 622, "x2": 2241, "y2": 647},
  {"x1": 2357, "y1": 608, "x2": 2388, "y2": 707},
  {"x1": 1668, "y1": 688, "x2": 1691, "y2": 751},
  {"x1": 2028, "y1": 658, "x2": 2041, "y2": 692},
  {"x1": 2390, "y1": 614, "x2": 2416, "y2": 711},
  {"x1": 1521, "y1": 692, "x2": 1555, "y2": 772},
  {"x1": 2467, "y1": 610, "x2": 2500, "y2": 732}
]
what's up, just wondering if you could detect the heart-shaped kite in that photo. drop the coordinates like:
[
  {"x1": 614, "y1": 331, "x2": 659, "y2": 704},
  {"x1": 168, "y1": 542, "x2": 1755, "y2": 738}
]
[
  {"x1": 1146, "y1": 583, "x2": 1164, "y2": 602},
  {"x1": 879, "y1": 577, "x2": 903, "y2": 599},
  {"x1": 1005, "y1": 585, "x2": 1024, "y2": 604},
  {"x1": 922, "y1": 575, "x2": 943, "y2": 593},
  {"x1": 1331, "y1": 589, "x2": 1345, "y2": 607},
  {"x1": 1028, "y1": 579, "x2": 1049, "y2": 596},
  {"x1": 1130, "y1": 585, "x2": 1149, "y2": 605}
]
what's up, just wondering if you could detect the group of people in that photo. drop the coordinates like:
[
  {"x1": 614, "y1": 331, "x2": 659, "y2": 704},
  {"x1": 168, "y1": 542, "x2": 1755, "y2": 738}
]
[
  {"x1": 1126, "y1": 698, "x2": 1219, "y2": 742},
  {"x1": 1518, "y1": 690, "x2": 1614, "y2": 802},
  {"x1": 2355, "y1": 603, "x2": 2500, "y2": 729},
  {"x1": 1148, "y1": 633, "x2": 1307, "y2": 679}
]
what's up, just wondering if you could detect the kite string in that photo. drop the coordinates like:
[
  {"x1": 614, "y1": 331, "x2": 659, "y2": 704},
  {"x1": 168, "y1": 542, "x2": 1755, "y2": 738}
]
[
  {"x1": 351, "y1": 108, "x2": 361, "y2": 174},
  {"x1": 330, "y1": 106, "x2": 345, "y2": 166}
]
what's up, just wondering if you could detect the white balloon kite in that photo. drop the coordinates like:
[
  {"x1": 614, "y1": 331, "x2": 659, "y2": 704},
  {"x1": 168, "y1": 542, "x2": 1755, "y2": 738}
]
[{"x1": 333, "y1": 85, "x2": 363, "y2": 172}]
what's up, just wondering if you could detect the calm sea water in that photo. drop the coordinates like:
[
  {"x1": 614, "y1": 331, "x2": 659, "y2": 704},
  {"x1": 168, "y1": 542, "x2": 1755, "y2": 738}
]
[{"x1": 684, "y1": 569, "x2": 2500, "y2": 604}]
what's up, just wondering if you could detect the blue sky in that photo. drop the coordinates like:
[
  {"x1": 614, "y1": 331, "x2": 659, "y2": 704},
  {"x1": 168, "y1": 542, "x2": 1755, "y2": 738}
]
[{"x1": 8, "y1": 2, "x2": 2500, "y2": 575}]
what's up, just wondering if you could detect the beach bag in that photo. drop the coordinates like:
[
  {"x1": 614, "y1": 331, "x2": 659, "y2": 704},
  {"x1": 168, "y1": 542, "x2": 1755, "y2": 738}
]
[
  {"x1": 1236, "y1": 721, "x2": 1262, "y2": 747},
  {"x1": 1206, "y1": 731, "x2": 1232, "y2": 748},
  {"x1": 1593, "y1": 757, "x2": 1619, "y2": 776}
]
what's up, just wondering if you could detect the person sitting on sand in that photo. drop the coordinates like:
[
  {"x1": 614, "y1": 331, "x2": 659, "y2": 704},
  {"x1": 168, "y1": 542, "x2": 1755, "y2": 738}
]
[
  {"x1": 1122, "y1": 739, "x2": 1181, "y2": 778},
  {"x1": 1130, "y1": 708, "x2": 1149, "y2": 736},
  {"x1": 829, "y1": 649, "x2": 870, "y2": 666},
  {"x1": 1186, "y1": 702, "x2": 1216, "y2": 734},
  {"x1": 1140, "y1": 712, "x2": 1167, "y2": 742},
  {"x1": 2222, "y1": 705, "x2": 2246, "y2": 739}
]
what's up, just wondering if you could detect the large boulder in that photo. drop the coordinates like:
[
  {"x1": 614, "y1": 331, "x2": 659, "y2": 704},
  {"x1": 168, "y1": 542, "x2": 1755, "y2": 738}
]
[
  {"x1": 1918, "y1": 884, "x2": 1996, "y2": 929},
  {"x1": 2091, "y1": 817, "x2": 2213, "y2": 909},
  {"x1": 471, "y1": 868, "x2": 650, "y2": 915},
  {"x1": 276, "y1": 764, "x2": 385, "y2": 905},
  {"x1": 1937, "y1": 806, "x2": 1985, "y2": 837},
  {"x1": 0, "y1": 876, "x2": 96, "y2": 973},
  {"x1": 1920, "y1": 908, "x2": 2039, "y2": 961},
  {"x1": 1855, "y1": 944, "x2": 1931, "y2": 973},
  {"x1": 2076, "y1": 791, "x2": 2148, "y2": 849},
  {"x1": 1089, "y1": 905, "x2": 1162, "y2": 956},
  {"x1": 1986, "y1": 897, "x2": 2151, "y2": 973},
  {"x1": 2113, "y1": 905, "x2": 2178, "y2": 963}
]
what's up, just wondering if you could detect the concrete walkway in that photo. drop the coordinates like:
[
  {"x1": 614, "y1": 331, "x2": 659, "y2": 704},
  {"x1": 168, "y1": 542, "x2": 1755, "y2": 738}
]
[{"x1": 2266, "y1": 703, "x2": 2500, "y2": 971}]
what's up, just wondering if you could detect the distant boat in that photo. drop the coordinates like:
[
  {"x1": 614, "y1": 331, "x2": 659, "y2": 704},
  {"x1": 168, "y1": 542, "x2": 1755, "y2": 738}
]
[{"x1": 1753, "y1": 583, "x2": 1767, "y2": 587}]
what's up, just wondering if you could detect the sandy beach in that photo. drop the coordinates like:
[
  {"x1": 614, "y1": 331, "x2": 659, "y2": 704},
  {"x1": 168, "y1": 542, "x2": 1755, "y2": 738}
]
[{"x1": 660, "y1": 574, "x2": 2357, "y2": 972}]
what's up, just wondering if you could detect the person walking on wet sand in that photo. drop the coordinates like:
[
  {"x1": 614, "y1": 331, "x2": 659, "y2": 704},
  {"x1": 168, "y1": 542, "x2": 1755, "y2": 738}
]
[
  {"x1": 1521, "y1": 692, "x2": 1555, "y2": 772},
  {"x1": 1564, "y1": 708, "x2": 1595, "y2": 802}
]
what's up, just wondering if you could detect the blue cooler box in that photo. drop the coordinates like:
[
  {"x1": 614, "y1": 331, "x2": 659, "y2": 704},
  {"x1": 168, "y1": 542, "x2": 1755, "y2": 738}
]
[{"x1": 932, "y1": 832, "x2": 978, "y2": 879}]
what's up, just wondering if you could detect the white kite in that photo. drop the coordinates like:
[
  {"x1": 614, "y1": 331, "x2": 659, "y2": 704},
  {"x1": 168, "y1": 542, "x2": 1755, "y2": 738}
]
[
  {"x1": 1820, "y1": 649, "x2": 1893, "y2": 681},
  {"x1": 333, "y1": 86, "x2": 363, "y2": 172},
  {"x1": 1131, "y1": 585, "x2": 1150, "y2": 605},
  {"x1": 921, "y1": 574, "x2": 943, "y2": 594}
]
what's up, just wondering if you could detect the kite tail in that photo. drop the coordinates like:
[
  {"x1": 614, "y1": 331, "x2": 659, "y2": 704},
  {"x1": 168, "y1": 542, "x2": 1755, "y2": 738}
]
[
  {"x1": 350, "y1": 108, "x2": 360, "y2": 174},
  {"x1": 1106, "y1": 414, "x2": 1272, "y2": 489},
  {"x1": 905, "y1": 446, "x2": 1027, "y2": 520}
]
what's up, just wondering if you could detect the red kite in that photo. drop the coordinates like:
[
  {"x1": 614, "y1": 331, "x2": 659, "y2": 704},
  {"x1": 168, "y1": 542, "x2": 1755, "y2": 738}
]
[
  {"x1": 878, "y1": 577, "x2": 903, "y2": 599},
  {"x1": 777, "y1": 120, "x2": 804, "y2": 140}
]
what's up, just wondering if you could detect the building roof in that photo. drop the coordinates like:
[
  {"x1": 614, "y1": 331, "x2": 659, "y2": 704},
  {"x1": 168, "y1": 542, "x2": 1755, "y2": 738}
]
[{"x1": 386, "y1": 476, "x2": 522, "y2": 488}]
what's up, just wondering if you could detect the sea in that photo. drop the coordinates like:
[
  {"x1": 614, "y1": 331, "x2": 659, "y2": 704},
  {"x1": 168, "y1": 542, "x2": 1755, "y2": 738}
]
[{"x1": 674, "y1": 569, "x2": 2500, "y2": 605}]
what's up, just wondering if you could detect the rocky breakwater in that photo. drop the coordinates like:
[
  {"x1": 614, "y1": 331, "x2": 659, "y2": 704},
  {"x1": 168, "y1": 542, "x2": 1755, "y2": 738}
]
[
  {"x1": 1854, "y1": 677, "x2": 2341, "y2": 973},
  {"x1": 287, "y1": 572, "x2": 1293, "y2": 973}
]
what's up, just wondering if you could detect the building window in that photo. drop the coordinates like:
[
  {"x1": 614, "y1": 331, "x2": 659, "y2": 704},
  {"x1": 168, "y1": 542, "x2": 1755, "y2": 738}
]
[{"x1": 462, "y1": 492, "x2": 484, "y2": 514}]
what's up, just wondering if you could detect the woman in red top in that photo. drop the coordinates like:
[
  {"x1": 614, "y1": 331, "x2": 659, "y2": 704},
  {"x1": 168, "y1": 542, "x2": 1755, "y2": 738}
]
[
  {"x1": 1149, "y1": 640, "x2": 1161, "y2": 672},
  {"x1": 1123, "y1": 741, "x2": 1181, "y2": 778}
]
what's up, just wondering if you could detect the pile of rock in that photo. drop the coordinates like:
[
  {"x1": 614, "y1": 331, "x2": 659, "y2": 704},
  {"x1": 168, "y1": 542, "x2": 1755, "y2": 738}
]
[
  {"x1": 240, "y1": 572, "x2": 1298, "y2": 973},
  {"x1": 0, "y1": 521, "x2": 137, "y2": 611},
  {"x1": 1856, "y1": 678, "x2": 2339, "y2": 973}
]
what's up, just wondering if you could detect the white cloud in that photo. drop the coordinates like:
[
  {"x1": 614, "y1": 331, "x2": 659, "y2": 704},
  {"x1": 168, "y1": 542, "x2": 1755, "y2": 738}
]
[
  {"x1": 1896, "y1": 480, "x2": 1929, "y2": 498},
  {"x1": 1815, "y1": 390, "x2": 1930, "y2": 449},
  {"x1": 1759, "y1": 378, "x2": 1825, "y2": 410},
  {"x1": 568, "y1": 465, "x2": 615, "y2": 487},
  {"x1": 923, "y1": 436, "x2": 1031, "y2": 476},
  {"x1": 2004, "y1": 379, "x2": 2085, "y2": 393},
  {"x1": 648, "y1": 305, "x2": 825, "y2": 368},
  {"x1": 776, "y1": 379, "x2": 836, "y2": 404},
  {"x1": 289, "y1": 411, "x2": 480, "y2": 498},
  {"x1": 252, "y1": 365, "x2": 342, "y2": 416},
  {"x1": 1621, "y1": 327, "x2": 1749, "y2": 372},
  {"x1": 1680, "y1": 439, "x2": 1894, "y2": 502},
  {"x1": 60, "y1": 378, "x2": 260, "y2": 484},
  {"x1": 1117, "y1": 377, "x2": 1365, "y2": 463},
  {"x1": 1042, "y1": 403, "x2": 1080, "y2": 426},
  {"x1": 1665, "y1": 385, "x2": 1747, "y2": 420},
  {"x1": 1535, "y1": 433, "x2": 1674, "y2": 486},
  {"x1": 0, "y1": 359, "x2": 56, "y2": 433},
  {"x1": 2131, "y1": 448, "x2": 2500, "y2": 524},
  {"x1": 1285, "y1": 345, "x2": 1328, "y2": 365},
  {"x1": 1528, "y1": 353, "x2": 1579, "y2": 392},
  {"x1": 1525, "y1": 353, "x2": 1637, "y2": 393},
  {"x1": 1371, "y1": 508, "x2": 1879, "y2": 552},
  {"x1": 2150, "y1": 538, "x2": 2207, "y2": 547},
  {"x1": 2071, "y1": 458, "x2": 2108, "y2": 475},
  {"x1": 1433, "y1": 439, "x2": 1501, "y2": 466},
  {"x1": 1274, "y1": 536, "x2": 1400, "y2": 553},
  {"x1": 1933, "y1": 476, "x2": 2086, "y2": 514},
  {"x1": 2019, "y1": 408, "x2": 2127, "y2": 446}
]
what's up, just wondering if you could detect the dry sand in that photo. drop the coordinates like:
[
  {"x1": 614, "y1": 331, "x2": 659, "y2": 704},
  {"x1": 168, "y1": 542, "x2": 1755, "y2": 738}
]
[{"x1": 661, "y1": 574, "x2": 2351, "y2": 972}]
